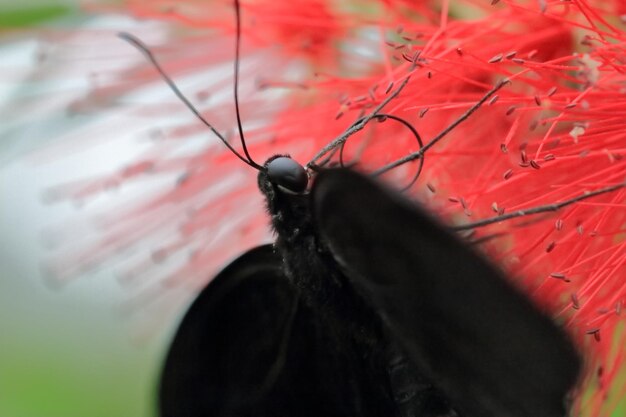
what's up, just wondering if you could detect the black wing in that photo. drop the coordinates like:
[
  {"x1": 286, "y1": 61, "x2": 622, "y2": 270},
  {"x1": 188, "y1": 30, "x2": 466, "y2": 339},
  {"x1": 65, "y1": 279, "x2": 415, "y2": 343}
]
[
  {"x1": 312, "y1": 169, "x2": 581, "y2": 417},
  {"x1": 159, "y1": 244, "x2": 328, "y2": 417}
]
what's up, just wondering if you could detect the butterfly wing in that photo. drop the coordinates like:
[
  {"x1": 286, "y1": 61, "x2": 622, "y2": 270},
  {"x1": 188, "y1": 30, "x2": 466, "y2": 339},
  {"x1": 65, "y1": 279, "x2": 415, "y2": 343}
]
[
  {"x1": 312, "y1": 169, "x2": 581, "y2": 417},
  {"x1": 159, "y1": 244, "x2": 327, "y2": 417}
]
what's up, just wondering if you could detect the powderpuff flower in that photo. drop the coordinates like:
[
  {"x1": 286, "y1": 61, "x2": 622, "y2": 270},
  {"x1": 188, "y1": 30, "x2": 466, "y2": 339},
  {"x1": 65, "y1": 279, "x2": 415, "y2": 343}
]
[{"x1": 32, "y1": 0, "x2": 625, "y2": 415}]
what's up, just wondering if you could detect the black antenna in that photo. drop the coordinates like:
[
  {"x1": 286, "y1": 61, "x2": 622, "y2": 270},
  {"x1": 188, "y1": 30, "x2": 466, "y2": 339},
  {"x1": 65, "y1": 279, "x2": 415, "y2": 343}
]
[
  {"x1": 372, "y1": 78, "x2": 510, "y2": 176},
  {"x1": 232, "y1": 0, "x2": 262, "y2": 170},
  {"x1": 307, "y1": 76, "x2": 411, "y2": 167},
  {"x1": 307, "y1": 76, "x2": 506, "y2": 173},
  {"x1": 337, "y1": 113, "x2": 425, "y2": 190},
  {"x1": 118, "y1": 28, "x2": 263, "y2": 170}
]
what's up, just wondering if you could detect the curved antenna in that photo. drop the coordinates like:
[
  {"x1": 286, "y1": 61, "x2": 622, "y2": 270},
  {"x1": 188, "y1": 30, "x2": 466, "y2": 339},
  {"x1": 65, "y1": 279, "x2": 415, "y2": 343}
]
[
  {"x1": 371, "y1": 114, "x2": 425, "y2": 191},
  {"x1": 306, "y1": 76, "x2": 412, "y2": 168},
  {"x1": 372, "y1": 78, "x2": 510, "y2": 177},
  {"x1": 233, "y1": 0, "x2": 263, "y2": 170},
  {"x1": 117, "y1": 32, "x2": 264, "y2": 171},
  {"x1": 338, "y1": 114, "x2": 425, "y2": 190}
]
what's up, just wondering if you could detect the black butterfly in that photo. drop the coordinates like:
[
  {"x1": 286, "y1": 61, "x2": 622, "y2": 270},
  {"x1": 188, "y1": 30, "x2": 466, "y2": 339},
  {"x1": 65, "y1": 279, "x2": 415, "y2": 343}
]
[
  {"x1": 158, "y1": 159, "x2": 581, "y2": 417},
  {"x1": 119, "y1": 3, "x2": 583, "y2": 415}
]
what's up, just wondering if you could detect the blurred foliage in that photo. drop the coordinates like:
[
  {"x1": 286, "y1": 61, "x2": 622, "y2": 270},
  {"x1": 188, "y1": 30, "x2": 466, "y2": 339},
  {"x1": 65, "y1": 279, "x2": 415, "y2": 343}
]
[
  {"x1": 0, "y1": 2, "x2": 162, "y2": 417},
  {"x1": 0, "y1": 5, "x2": 75, "y2": 29}
]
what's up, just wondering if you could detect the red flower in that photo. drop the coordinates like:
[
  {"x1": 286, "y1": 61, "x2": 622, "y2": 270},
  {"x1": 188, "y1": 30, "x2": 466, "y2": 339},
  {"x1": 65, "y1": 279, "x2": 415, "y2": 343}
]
[{"x1": 42, "y1": 1, "x2": 625, "y2": 415}]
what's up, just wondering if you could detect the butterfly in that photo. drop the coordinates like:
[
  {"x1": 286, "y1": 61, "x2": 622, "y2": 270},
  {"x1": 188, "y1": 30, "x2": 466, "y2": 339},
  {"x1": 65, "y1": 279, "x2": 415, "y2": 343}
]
[
  {"x1": 119, "y1": 2, "x2": 586, "y2": 416},
  {"x1": 158, "y1": 159, "x2": 582, "y2": 417}
]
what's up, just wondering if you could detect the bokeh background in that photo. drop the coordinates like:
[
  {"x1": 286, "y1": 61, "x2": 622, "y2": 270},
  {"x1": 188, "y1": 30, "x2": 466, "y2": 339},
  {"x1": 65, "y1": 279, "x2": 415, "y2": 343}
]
[{"x1": 1, "y1": 2, "x2": 174, "y2": 416}]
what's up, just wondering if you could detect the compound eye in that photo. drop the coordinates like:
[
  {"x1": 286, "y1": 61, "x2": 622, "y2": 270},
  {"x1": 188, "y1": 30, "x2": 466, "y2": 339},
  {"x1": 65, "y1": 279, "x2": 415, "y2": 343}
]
[{"x1": 266, "y1": 157, "x2": 308, "y2": 193}]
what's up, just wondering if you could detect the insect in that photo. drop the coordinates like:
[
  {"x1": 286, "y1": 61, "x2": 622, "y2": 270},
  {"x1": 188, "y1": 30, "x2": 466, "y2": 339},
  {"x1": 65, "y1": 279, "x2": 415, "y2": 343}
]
[{"x1": 118, "y1": 2, "x2": 604, "y2": 416}]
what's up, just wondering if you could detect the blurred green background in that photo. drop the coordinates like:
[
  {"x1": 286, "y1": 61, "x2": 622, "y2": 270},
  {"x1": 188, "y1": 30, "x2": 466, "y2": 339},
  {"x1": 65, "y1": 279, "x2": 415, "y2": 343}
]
[{"x1": 1, "y1": 2, "x2": 172, "y2": 417}]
